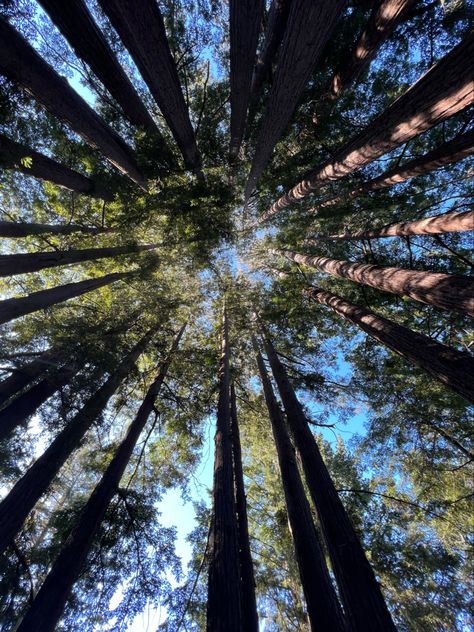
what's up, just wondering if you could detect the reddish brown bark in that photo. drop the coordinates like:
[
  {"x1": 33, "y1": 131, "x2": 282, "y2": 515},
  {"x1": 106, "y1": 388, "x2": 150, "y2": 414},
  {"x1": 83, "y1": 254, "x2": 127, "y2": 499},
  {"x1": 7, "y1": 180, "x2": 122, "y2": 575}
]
[{"x1": 0, "y1": 221, "x2": 113, "y2": 238}]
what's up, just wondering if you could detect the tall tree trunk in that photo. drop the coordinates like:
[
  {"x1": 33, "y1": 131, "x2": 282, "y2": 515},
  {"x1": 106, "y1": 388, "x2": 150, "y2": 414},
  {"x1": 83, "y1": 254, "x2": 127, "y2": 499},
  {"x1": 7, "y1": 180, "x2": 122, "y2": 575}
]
[
  {"x1": 252, "y1": 336, "x2": 346, "y2": 631},
  {"x1": 259, "y1": 329, "x2": 396, "y2": 632},
  {"x1": 0, "y1": 221, "x2": 114, "y2": 238},
  {"x1": 229, "y1": 0, "x2": 263, "y2": 160},
  {"x1": 207, "y1": 307, "x2": 242, "y2": 632},
  {"x1": 229, "y1": 381, "x2": 259, "y2": 632},
  {"x1": 273, "y1": 248, "x2": 474, "y2": 317},
  {"x1": 97, "y1": 0, "x2": 202, "y2": 173},
  {"x1": 0, "y1": 348, "x2": 63, "y2": 406},
  {"x1": 0, "y1": 18, "x2": 146, "y2": 188},
  {"x1": 0, "y1": 326, "x2": 157, "y2": 555},
  {"x1": 0, "y1": 243, "x2": 157, "y2": 278},
  {"x1": 305, "y1": 286, "x2": 474, "y2": 404},
  {"x1": 0, "y1": 134, "x2": 114, "y2": 200},
  {"x1": 245, "y1": 0, "x2": 346, "y2": 199},
  {"x1": 0, "y1": 270, "x2": 134, "y2": 325},
  {"x1": 262, "y1": 32, "x2": 474, "y2": 222},
  {"x1": 16, "y1": 324, "x2": 185, "y2": 632}
]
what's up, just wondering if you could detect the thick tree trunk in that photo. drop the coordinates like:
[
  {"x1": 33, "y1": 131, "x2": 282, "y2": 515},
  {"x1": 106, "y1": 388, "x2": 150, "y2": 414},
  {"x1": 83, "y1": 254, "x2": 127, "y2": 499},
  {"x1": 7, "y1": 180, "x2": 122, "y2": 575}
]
[
  {"x1": 0, "y1": 327, "x2": 157, "y2": 555},
  {"x1": 253, "y1": 337, "x2": 346, "y2": 631},
  {"x1": 97, "y1": 0, "x2": 201, "y2": 172},
  {"x1": 229, "y1": 381, "x2": 259, "y2": 632},
  {"x1": 262, "y1": 32, "x2": 474, "y2": 222},
  {"x1": 260, "y1": 329, "x2": 396, "y2": 632},
  {"x1": 0, "y1": 270, "x2": 134, "y2": 325},
  {"x1": 0, "y1": 349, "x2": 63, "y2": 406},
  {"x1": 229, "y1": 0, "x2": 263, "y2": 160},
  {"x1": 16, "y1": 324, "x2": 185, "y2": 632},
  {"x1": 0, "y1": 243, "x2": 157, "y2": 278},
  {"x1": 244, "y1": 0, "x2": 346, "y2": 199},
  {"x1": 0, "y1": 18, "x2": 146, "y2": 188},
  {"x1": 0, "y1": 221, "x2": 114, "y2": 238},
  {"x1": 274, "y1": 248, "x2": 474, "y2": 317},
  {"x1": 305, "y1": 287, "x2": 474, "y2": 404},
  {"x1": 207, "y1": 308, "x2": 242, "y2": 632}
]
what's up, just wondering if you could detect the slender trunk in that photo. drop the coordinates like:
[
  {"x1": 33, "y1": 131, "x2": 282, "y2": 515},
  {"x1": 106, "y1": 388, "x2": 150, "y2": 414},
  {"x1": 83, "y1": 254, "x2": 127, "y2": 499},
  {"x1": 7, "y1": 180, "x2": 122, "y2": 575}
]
[
  {"x1": 253, "y1": 337, "x2": 346, "y2": 631},
  {"x1": 274, "y1": 248, "x2": 474, "y2": 317},
  {"x1": 0, "y1": 221, "x2": 114, "y2": 238},
  {"x1": 245, "y1": 0, "x2": 346, "y2": 199},
  {"x1": 305, "y1": 286, "x2": 474, "y2": 404},
  {"x1": 207, "y1": 308, "x2": 242, "y2": 632},
  {"x1": 97, "y1": 0, "x2": 201, "y2": 173},
  {"x1": 229, "y1": 381, "x2": 259, "y2": 632},
  {"x1": 423, "y1": 419, "x2": 474, "y2": 461},
  {"x1": 0, "y1": 18, "x2": 146, "y2": 188},
  {"x1": 229, "y1": 0, "x2": 263, "y2": 160},
  {"x1": 0, "y1": 349, "x2": 63, "y2": 406},
  {"x1": 16, "y1": 324, "x2": 185, "y2": 632},
  {"x1": 263, "y1": 32, "x2": 474, "y2": 222},
  {"x1": 0, "y1": 243, "x2": 157, "y2": 278},
  {"x1": 0, "y1": 134, "x2": 113, "y2": 200},
  {"x1": 0, "y1": 327, "x2": 157, "y2": 555},
  {"x1": 0, "y1": 270, "x2": 134, "y2": 325},
  {"x1": 260, "y1": 329, "x2": 396, "y2": 632}
]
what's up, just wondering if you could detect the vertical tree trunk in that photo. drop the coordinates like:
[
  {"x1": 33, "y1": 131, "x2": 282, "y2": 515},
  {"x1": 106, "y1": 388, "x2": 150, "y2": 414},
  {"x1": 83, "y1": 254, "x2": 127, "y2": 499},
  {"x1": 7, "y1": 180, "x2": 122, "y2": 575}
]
[
  {"x1": 0, "y1": 18, "x2": 146, "y2": 188},
  {"x1": 16, "y1": 324, "x2": 186, "y2": 632},
  {"x1": 0, "y1": 326, "x2": 157, "y2": 555},
  {"x1": 0, "y1": 270, "x2": 134, "y2": 325},
  {"x1": 253, "y1": 336, "x2": 346, "y2": 632},
  {"x1": 273, "y1": 248, "x2": 474, "y2": 317},
  {"x1": 0, "y1": 221, "x2": 114, "y2": 238},
  {"x1": 260, "y1": 329, "x2": 396, "y2": 632},
  {"x1": 230, "y1": 381, "x2": 259, "y2": 632},
  {"x1": 0, "y1": 349, "x2": 63, "y2": 406},
  {"x1": 207, "y1": 307, "x2": 242, "y2": 632}
]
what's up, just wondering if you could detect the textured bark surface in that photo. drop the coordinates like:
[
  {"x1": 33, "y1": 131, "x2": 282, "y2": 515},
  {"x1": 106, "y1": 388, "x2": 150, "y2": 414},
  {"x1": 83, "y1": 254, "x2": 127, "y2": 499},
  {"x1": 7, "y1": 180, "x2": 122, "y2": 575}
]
[
  {"x1": 261, "y1": 330, "x2": 396, "y2": 632},
  {"x1": 0, "y1": 134, "x2": 113, "y2": 200},
  {"x1": 0, "y1": 221, "x2": 113, "y2": 238},
  {"x1": 16, "y1": 325, "x2": 185, "y2": 632},
  {"x1": 0, "y1": 18, "x2": 146, "y2": 188},
  {"x1": 206, "y1": 309, "x2": 242, "y2": 631},
  {"x1": 98, "y1": 0, "x2": 201, "y2": 172},
  {"x1": 0, "y1": 328, "x2": 157, "y2": 555},
  {"x1": 306, "y1": 287, "x2": 474, "y2": 403},
  {"x1": 275, "y1": 249, "x2": 474, "y2": 316},
  {"x1": 0, "y1": 349, "x2": 62, "y2": 406}
]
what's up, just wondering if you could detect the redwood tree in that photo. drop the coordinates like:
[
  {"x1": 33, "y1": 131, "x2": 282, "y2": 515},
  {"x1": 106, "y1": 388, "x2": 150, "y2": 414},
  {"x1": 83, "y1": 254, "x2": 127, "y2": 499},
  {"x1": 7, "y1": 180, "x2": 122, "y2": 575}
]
[{"x1": 0, "y1": 221, "x2": 114, "y2": 238}]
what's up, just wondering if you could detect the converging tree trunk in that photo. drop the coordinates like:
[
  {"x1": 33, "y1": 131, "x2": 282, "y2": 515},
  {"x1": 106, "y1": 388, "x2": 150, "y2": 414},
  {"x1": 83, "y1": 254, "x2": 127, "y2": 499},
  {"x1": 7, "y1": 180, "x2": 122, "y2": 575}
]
[
  {"x1": 230, "y1": 381, "x2": 259, "y2": 632},
  {"x1": 16, "y1": 324, "x2": 186, "y2": 632},
  {"x1": 0, "y1": 348, "x2": 63, "y2": 406},
  {"x1": 253, "y1": 336, "x2": 346, "y2": 632},
  {"x1": 273, "y1": 248, "x2": 474, "y2": 317},
  {"x1": 0, "y1": 327, "x2": 157, "y2": 555},
  {"x1": 259, "y1": 328, "x2": 396, "y2": 631},
  {"x1": 0, "y1": 221, "x2": 114, "y2": 238},
  {"x1": 0, "y1": 18, "x2": 146, "y2": 188}
]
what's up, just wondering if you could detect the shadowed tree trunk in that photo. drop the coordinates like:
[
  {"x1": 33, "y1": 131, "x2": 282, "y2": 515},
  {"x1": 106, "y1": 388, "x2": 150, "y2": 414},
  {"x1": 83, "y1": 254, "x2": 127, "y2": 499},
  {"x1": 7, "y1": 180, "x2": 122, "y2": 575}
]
[
  {"x1": 259, "y1": 328, "x2": 396, "y2": 632},
  {"x1": 0, "y1": 326, "x2": 157, "y2": 555},
  {"x1": 273, "y1": 248, "x2": 474, "y2": 317},
  {"x1": 229, "y1": 0, "x2": 263, "y2": 160},
  {"x1": 305, "y1": 286, "x2": 474, "y2": 404},
  {"x1": 261, "y1": 32, "x2": 474, "y2": 222},
  {"x1": 16, "y1": 324, "x2": 186, "y2": 632},
  {"x1": 0, "y1": 270, "x2": 135, "y2": 325},
  {"x1": 97, "y1": 0, "x2": 201, "y2": 173},
  {"x1": 253, "y1": 336, "x2": 346, "y2": 632},
  {"x1": 0, "y1": 221, "x2": 114, "y2": 238},
  {"x1": 230, "y1": 381, "x2": 259, "y2": 632},
  {"x1": 0, "y1": 18, "x2": 146, "y2": 188},
  {"x1": 0, "y1": 349, "x2": 63, "y2": 406},
  {"x1": 0, "y1": 134, "x2": 113, "y2": 200}
]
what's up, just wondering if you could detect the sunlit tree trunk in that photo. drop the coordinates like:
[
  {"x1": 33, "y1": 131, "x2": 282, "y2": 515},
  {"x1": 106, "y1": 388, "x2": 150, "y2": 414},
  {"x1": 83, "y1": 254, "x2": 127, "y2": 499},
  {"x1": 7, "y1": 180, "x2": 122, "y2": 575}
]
[
  {"x1": 0, "y1": 349, "x2": 63, "y2": 406},
  {"x1": 0, "y1": 221, "x2": 114, "y2": 238}
]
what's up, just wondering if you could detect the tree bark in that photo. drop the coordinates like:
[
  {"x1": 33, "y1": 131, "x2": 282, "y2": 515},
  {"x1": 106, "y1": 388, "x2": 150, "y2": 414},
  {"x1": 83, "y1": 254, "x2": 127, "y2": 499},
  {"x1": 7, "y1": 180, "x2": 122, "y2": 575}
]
[
  {"x1": 0, "y1": 221, "x2": 114, "y2": 238},
  {"x1": 0, "y1": 18, "x2": 146, "y2": 188},
  {"x1": 97, "y1": 0, "x2": 202, "y2": 173},
  {"x1": 0, "y1": 348, "x2": 63, "y2": 406},
  {"x1": 274, "y1": 248, "x2": 474, "y2": 317},
  {"x1": 259, "y1": 329, "x2": 396, "y2": 632},
  {"x1": 244, "y1": 0, "x2": 346, "y2": 199},
  {"x1": 16, "y1": 324, "x2": 185, "y2": 632},
  {"x1": 0, "y1": 270, "x2": 134, "y2": 325},
  {"x1": 262, "y1": 31, "x2": 474, "y2": 222},
  {"x1": 0, "y1": 134, "x2": 113, "y2": 200},
  {"x1": 229, "y1": 0, "x2": 263, "y2": 160},
  {"x1": 229, "y1": 381, "x2": 259, "y2": 632},
  {"x1": 253, "y1": 336, "x2": 346, "y2": 631},
  {"x1": 207, "y1": 307, "x2": 242, "y2": 632},
  {"x1": 0, "y1": 327, "x2": 157, "y2": 555},
  {"x1": 305, "y1": 286, "x2": 474, "y2": 404}
]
